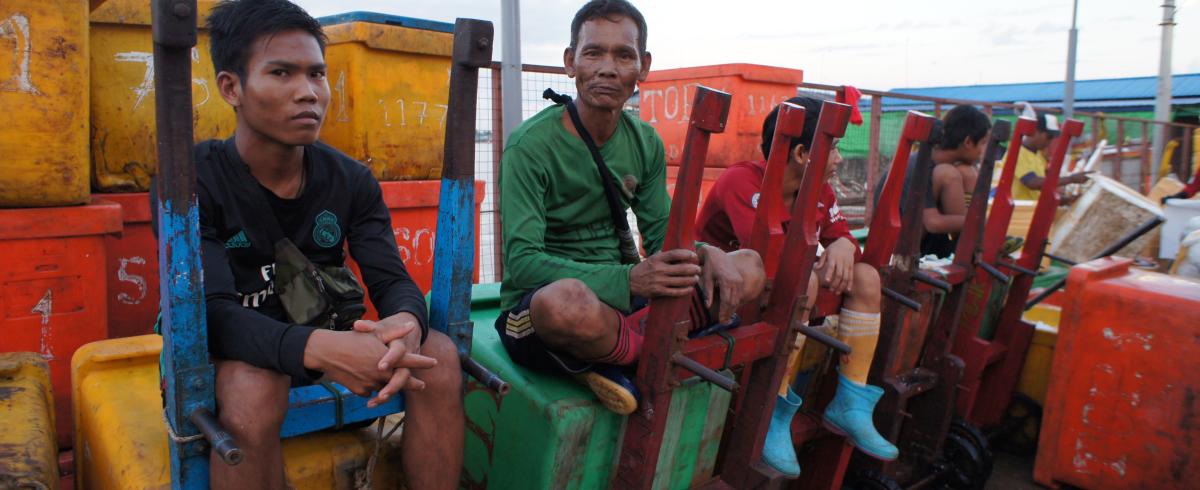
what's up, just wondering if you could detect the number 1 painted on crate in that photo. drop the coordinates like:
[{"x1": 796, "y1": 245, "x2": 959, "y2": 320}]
[
  {"x1": 334, "y1": 70, "x2": 350, "y2": 122},
  {"x1": 0, "y1": 13, "x2": 41, "y2": 95},
  {"x1": 31, "y1": 289, "x2": 53, "y2": 360}
]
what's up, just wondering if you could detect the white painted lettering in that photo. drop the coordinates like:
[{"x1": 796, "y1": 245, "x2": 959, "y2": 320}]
[
  {"x1": 0, "y1": 13, "x2": 40, "y2": 95},
  {"x1": 116, "y1": 256, "x2": 148, "y2": 305}
]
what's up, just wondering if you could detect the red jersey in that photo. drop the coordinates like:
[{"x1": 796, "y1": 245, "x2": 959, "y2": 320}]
[
  {"x1": 1184, "y1": 172, "x2": 1200, "y2": 197},
  {"x1": 696, "y1": 160, "x2": 858, "y2": 256}
]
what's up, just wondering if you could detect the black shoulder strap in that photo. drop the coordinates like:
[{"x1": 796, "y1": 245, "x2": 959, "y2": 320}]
[{"x1": 543, "y1": 88, "x2": 641, "y2": 264}]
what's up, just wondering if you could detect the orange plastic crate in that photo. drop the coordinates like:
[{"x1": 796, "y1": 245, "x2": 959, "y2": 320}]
[
  {"x1": 640, "y1": 63, "x2": 803, "y2": 168},
  {"x1": 1035, "y1": 257, "x2": 1200, "y2": 489}
]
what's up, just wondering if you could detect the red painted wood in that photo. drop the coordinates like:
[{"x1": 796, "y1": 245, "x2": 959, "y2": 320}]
[
  {"x1": 614, "y1": 86, "x2": 731, "y2": 490},
  {"x1": 971, "y1": 119, "x2": 1085, "y2": 427},
  {"x1": 718, "y1": 101, "x2": 852, "y2": 488}
]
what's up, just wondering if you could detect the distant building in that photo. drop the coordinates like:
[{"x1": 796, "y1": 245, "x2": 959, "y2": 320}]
[
  {"x1": 882, "y1": 73, "x2": 1200, "y2": 120},
  {"x1": 837, "y1": 73, "x2": 1200, "y2": 161}
]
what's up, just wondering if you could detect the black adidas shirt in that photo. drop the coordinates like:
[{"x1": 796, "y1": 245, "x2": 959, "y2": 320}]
[{"x1": 196, "y1": 138, "x2": 427, "y2": 383}]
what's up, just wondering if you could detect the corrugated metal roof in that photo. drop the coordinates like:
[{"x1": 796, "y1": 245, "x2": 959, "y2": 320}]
[{"x1": 879, "y1": 73, "x2": 1200, "y2": 108}]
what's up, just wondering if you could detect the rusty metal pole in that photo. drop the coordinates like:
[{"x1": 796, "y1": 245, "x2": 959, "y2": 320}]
[
  {"x1": 152, "y1": 0, "x2": 224, "y2": 487},
  {"x1": 429, "y1": 18, "x2": 495, "y2": 362},
  {"x1": 865, "y1": 96, "x2": 882, "y2": 227},
  {"x1": 935, "y1": 101, "x2": 943, "y2": 119},
  {"x1": 490, "y1": 68, "x2": 504, "y2": 281}
]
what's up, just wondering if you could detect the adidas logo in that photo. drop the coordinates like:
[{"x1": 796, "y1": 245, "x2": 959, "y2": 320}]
[{"x1": 225, "y1": 230, "x2": 250, "y2": 249}]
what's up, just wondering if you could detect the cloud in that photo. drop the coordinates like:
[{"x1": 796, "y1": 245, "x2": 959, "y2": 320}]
[{"x1": 1035, "y1": 22, "x2": 1066, "y2": 34}]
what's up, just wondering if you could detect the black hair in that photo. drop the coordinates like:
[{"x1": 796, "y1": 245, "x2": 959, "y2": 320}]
[
  {"x1": 940, "y1": 105, "x2": 992, "y2": 150},
  {"x1": 760, "y1": 96, "x2": 824, "y2": 160},
  {"x1": 207, "y1": 0, "x2": 327, "y2": 79},
  {"x1": 570, "y1": 0, "x2": 648, "y2": 55}
]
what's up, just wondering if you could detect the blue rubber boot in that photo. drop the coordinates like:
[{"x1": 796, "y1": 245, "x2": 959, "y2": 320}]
[
  {"x1": 761, "y1": 388, "x2": 803, "y2": 477},
  {"x1": 823, "y1": 373, "x2": 899, "y2": 461}
]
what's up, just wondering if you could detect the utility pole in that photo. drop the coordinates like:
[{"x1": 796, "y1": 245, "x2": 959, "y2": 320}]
[
  {"x1": 1152, "y1": 0, "x2": 1176, "y2": 168},
  {"x1": 501, "y1": 0, "x2": 522, "y2": 141},
  {"x1": 1063, "y1": 0, "x2": 1079, "y2": 119}
]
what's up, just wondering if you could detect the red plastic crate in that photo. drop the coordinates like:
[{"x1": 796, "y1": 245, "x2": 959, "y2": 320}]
[
  {"x1": 0, "y1": 199, "x2": 121, "y2": 449},
  {"x1": 101, "y1": 193, "x2": 160, "y2": 339}
]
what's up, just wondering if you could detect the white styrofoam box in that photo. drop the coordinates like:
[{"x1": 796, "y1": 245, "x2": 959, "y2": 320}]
[{"x1": 1158, "y1": 199, "x2": 1200, "y2": 259}]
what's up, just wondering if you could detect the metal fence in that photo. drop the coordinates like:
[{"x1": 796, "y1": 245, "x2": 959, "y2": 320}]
[
  {"x1": 474, "y1": 65, "x2": 577, "y2": 282},
  {"x1": 471, "y1": 66, "x2": 1200, "y2": 283}
]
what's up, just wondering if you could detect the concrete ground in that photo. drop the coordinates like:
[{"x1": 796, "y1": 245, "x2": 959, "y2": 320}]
[{"x1": 985, "y1": 450, "x2": 1041, "y2": 490}]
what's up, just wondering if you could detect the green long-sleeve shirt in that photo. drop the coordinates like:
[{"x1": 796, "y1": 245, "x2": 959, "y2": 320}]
[{"x1": 499, "y1": 105, "x2": 670, "y2": 311}]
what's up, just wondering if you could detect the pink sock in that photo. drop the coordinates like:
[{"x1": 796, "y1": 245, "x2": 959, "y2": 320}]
[{"x1": 586, "y1": 310, "x2": 645, "y2": 365}]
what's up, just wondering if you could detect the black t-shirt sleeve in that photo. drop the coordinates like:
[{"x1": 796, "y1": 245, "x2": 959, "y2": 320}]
[
  {"x1": 196, "y1": 146, "x2": 319, "y2": 383},
  {"x1": 346, "y1": 171, "x2": 429, "y2": 342}
]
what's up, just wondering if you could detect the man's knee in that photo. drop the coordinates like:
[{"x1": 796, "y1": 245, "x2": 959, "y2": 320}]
[
  {"x1": 530, "y1": 278, "x2": 606, "y2": 343},
  {"x1": 416, "y1": 330, "x2": 463, "y2": 394},
  {"x1": 806, "y1": 271, "x2": 820, "y2": 308},
  {"x1": 215, "y1": 360, "x2": 289, "y2": 444},
  {"x1": 850, "y1": 263, "x2": 881, "y2": 297}
]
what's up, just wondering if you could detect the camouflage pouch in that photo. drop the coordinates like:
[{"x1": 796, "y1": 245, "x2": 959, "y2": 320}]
[{"x1": 272, "y1": 238, "x2": 367, "y2": 330}]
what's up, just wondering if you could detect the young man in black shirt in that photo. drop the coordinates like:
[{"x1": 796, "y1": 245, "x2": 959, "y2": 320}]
[{"x1": 197, "y1": 2, "x2": 461, "y2": 488}]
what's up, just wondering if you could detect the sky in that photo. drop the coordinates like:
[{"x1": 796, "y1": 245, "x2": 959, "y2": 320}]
[{"x1": 294, "y1": 0, "x2": 1198, "y2": 91}]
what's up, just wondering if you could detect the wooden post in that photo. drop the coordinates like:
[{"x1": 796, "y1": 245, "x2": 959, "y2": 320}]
[
  {"x1": 1182, "y1": 125, "x2": 1194, "y2": 183},
  {"x1": 1112, "y1": 121, "x2": 1123, "y2": 184},
  {"x1": 865, "y1": 96, "x2": 883, "y2": 227},
  {"x1": 935, "y1": 101, "x2": 943, "y2": 119},
  {"x1": 984, "y1": 105, "x2": 994, "y2": 117},
  {"x1": 1142, "y1": 121, "x2": 1152, "y2": 192}
]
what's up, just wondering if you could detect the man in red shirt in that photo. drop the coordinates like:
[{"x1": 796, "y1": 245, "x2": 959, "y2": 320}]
[{"x1": 696, "y1": 96, "x2": 895, "y2": 476}]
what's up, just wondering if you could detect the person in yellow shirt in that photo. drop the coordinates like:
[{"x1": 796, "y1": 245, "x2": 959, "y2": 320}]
[{"x1": 1011, "y1": 112, "x2": 1090, "y2": 200}]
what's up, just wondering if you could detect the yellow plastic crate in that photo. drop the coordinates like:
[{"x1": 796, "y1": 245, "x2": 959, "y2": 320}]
[
  {"x1": 72, "y1": 335, "x2": 406, "y2": 490},
  {"x1": 318, "y1": 13, "x2": 455, "y2": 181},
  {"x1": 88, "y1": 0, "x2": 234, "y2": 192},
  {"x1": 0, "y1": 352, "x2": 59, "y2": 489},
  {"x1": 1017, "y1": 303, "x2": 1061, "y2": 406},
  {"x1": 0, "y1": 0, "x2": 89, "y2": 207}
]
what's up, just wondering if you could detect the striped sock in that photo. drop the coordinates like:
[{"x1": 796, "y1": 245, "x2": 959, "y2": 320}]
[
  {"x1": 838, "y1": 308, "x2": 882, "y2": 385},
  {"x1": 585, "y1": 310, "x2": 644, "y2": 366}
]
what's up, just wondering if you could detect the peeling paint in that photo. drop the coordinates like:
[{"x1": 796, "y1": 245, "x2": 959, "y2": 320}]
[
  {"x1": 1101, "y1": 327, "x2": 1154, "y2": 351},
  {"x1": 1110, "y1": 456, "x2": 1128, "y2": 477},
  {"x1": 1082, "y1": 403, "x2": 1094, "y2": 424},
  {"x1": 32, "y1": 289, "x2": 53, "y2": 360}
]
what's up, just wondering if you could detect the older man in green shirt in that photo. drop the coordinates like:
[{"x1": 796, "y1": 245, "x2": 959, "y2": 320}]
[{"x1": 495, "y1": 0, "x2": 764, "y2": 415}]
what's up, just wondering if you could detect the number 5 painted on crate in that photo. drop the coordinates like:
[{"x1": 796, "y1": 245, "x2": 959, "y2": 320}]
[
  {"x1": 0, "y1": 13, "x2": 42, "y2": 95},
  {"x1": 116, "y1": 256, "x2": 148, "y2": 305}
]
